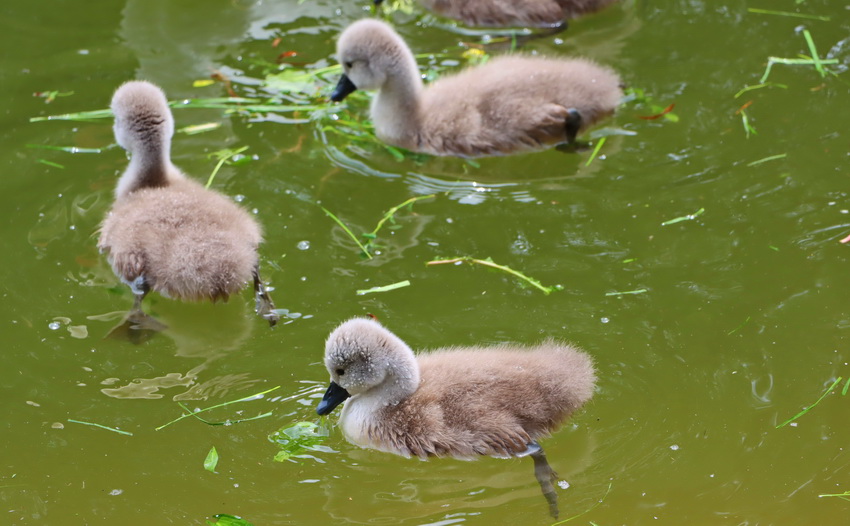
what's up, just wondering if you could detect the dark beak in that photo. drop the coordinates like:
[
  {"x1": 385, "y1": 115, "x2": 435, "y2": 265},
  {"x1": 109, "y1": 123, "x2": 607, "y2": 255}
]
[
  {"x1": 330, "y1": 74, "x2": 358, "y2": 102},
  {"x1": 316, "y1": 381, "x2": 351, "y2": 415},
  {"x1": 374, "y1": 0, "x2": 384, "y2": 4}
]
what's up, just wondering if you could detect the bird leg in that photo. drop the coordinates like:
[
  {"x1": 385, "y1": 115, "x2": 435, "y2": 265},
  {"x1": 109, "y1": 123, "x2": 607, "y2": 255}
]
[
  {"x1": 253, "y1": 266, "x2": 279, "y2": 327},
  {"x1": 528, "y1": 441, "x2": 561, "y2": 519}
]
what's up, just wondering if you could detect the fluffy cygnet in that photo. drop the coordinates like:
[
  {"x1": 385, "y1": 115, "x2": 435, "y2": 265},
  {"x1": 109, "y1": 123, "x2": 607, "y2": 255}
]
[
  {"x1": 374, "y1": 0, "x2": 619, "y2": 29},
  {"x1": 98, "y1": 81, "x2": 278, "y2": 336},
  {"x1": 330, "y1": 19, "x2": 622, "y2": 158},
  {"x1": 316, "y1": 317, "x2": 596, "y2": 517}
]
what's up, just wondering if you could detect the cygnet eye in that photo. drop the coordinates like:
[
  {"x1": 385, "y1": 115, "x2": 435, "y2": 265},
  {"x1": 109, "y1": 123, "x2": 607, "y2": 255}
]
[
  {"x1": 343, "y1": 61, "x2": 353, "y2": 69},
  {"x1": 336, "y1": 368, "x2": 345, "y2": 376}
]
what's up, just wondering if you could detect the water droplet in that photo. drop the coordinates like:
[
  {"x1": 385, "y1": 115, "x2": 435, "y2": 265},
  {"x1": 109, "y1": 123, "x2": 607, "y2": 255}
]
[
  {"x1": 234, "y1": 194, "x2": 246, "y2": 203},
  {"x1": 669, "y1": 444, "x2": 679, "y2": 451},
  {"x1": 297, "y1": 240, "x2": 311, "y2": 250},
  {"x1": 48, "y1": 321, "x2": 61, "y2": 330},
  {"x1": 109, "y1": 489, "x2": 123, "y2": 496},
  {"x1": 600, "y1": 317, "x2": 610, "y2": 324}
]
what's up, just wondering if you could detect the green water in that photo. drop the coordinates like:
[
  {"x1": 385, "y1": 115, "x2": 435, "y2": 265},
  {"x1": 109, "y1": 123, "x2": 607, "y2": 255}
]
[{"x1": 2, "y1": 0, "x2": 849, "y2": 524}]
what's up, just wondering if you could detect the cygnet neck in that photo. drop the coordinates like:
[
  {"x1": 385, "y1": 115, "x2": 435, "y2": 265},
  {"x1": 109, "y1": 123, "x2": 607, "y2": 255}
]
[
  {"x1": 374, "y1": 359, "x2": 419, "y2": 406},
  {"x1": 116, "y1": 140, "x2": 176, "y2": 198},
  {"x1": 371, "y1": 48, "x2": 424, "y2": 147}
]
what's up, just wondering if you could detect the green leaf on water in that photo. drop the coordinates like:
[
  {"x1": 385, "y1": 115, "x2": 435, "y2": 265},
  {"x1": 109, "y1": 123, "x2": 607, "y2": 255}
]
[
  {"x1": 204, "y1": 446, "x2": 219, "y2": 473},
  {"x1": 269, "y1": 421, "x2": 330, "y2": 462},
  {"x1": 206, "y1": 513, "x2": 253, "y2": 526}
]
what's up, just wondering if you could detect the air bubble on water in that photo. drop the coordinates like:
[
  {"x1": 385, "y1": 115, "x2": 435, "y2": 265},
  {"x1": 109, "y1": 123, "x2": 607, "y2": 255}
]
[
  {"x1": 48, "y1": 321, "x2": 61, "y2": 330},
  {"x1": 600, "y1": 317, "x2": 610, "y2": 324},
  {"x1": 297, "y1": 240, "x2": 310, "y2": 250}
]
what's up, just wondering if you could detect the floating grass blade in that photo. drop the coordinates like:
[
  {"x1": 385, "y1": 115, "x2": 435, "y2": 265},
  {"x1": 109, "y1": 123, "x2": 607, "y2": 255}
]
[
  {"x1": 68, "y1": 418, "x2": 133, "y2": 436},
  {"x1": 760, "y1": 57, "x2": 839, "y2": 83},
  {"x1": 842, "y1": 378, "x2": 850, "y2": 396},
  {"x1": 776, "y1": 377, "x2": 843, "y2": 429},
  {"x1": 661, "y1": 208, "x2": 705, "y2": 226},
  {"x1": 747, "y1": 153, "x2": 787, "y2": 167},
  {"x1": 426, "y1": 257, "x2": 563, "y2": 295},
  {"x1": 605, "y1": 288, "x2": 647, "y2": 296},
  {"x1": 740, "y1": 109, "x2": 757, "y2": 138},
  {"x1": 179, "y1": 122, "x2": 222, "y2": 135},
  {"x1": 364, "y1": 194, "x2": 437, "y2": 240},
  {"x1": 27, "y1": 144, "x2": 103, "y2": 154},
  {"x1": 37, "y1": 159, "x2": 65, "y2": 169},
  {"x1": 819, "y1": 491, "x2": 850, "y2": 502},
  {"x1": 803, "y1": 29, "x2": 825, "y2": 77},
  {"x1": 550, "y1": 481, "x2": 612, "y2": 525},
  {"x1": 321, "y1": 207, "x2": 373, "y2": 259},
  {"x1": 585, "y1": 137, "x2": 607, "y2": 167},
  {"x1": 733, "y1": 82, "x2": 788, "y2": 99},
  {"x1": 156, "y1": 385, "x2": 280, "y2": 431},
  {"x1": 727, "y1": 316, "x2": 752, "y2": 336},
  {"x1": 30, "y1": 98, "x2": 325, "y2": 123},
  {"x1": 176, "y1": 402, "x2": 272, "y2": 426},
  {"x1": 356, "y1": 280, "x2": 411, "y2": 296},
  {"x1": 205, "y1": 146, "x2": 249, "y2": 189},
  {"x1": 204, "y1": 447, "x2": 219, "y2": 473},
  {"x1": 747, "y1": 8, "x2": 830, "y2": 21}
]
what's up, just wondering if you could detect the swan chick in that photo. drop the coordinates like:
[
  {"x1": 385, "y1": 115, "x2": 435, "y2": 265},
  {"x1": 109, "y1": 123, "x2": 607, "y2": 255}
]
[
  {"x1": 331, "y1": 19, "x2": 622, "y2": 158},
  {"x1": 316, "y1": 317, "x2": 596, "y2": 517},
  {"x1": 98, "y1": 81, "x2": 279, "y2": 337}
]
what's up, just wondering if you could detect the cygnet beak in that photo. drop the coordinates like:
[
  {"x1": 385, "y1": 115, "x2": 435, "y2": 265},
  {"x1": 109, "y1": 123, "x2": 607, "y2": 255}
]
[
  {"x1": 330, "y1": 74, "x2": 358, "y2": 102},
  {"x1": 316, "y1": 381, "x2": 351, "y2": 415}
]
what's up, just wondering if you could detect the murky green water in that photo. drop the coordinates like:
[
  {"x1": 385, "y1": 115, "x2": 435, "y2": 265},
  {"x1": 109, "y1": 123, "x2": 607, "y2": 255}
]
[{"x1": 2, "y1": 0, "x2": 849, "y2": 524}]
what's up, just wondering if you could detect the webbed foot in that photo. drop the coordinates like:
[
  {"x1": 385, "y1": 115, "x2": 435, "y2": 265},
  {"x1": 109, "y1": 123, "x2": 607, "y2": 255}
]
[{"x1": 528, "y1": 442, "x2": 560, "y2": 519}]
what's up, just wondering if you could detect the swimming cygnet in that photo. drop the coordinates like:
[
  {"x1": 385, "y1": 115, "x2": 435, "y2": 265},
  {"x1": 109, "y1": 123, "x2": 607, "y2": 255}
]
[
  {"x1": 98, "y1": 80, "x2": 279, "y2": 337},
  {"x1": 316, "y1": 317, "x2": 596, "y2": 518},
  {"x1": 330, "y1": 19, "x2": 622, "y2": 158},
  {"x1": 374, "y1": 0, "x2": 619, "y2": 29}
]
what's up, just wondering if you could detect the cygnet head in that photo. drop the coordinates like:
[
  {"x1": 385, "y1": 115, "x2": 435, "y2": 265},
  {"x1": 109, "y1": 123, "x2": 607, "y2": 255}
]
[
  {"x1": 317, "y1": 317, "x2": 420, "y2": 415},
  {"x1": 110, "y1": 80, "x2": 174, "y2": 154},
  {"x1": 331, "y1": 19, "x2": 415, "y2": 101}
]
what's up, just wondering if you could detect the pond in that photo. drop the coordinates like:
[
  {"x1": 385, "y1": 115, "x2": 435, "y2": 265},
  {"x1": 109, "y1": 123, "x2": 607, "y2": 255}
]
[{"x1": 2, "y1": 0, "x2": 849, "y2": 524}]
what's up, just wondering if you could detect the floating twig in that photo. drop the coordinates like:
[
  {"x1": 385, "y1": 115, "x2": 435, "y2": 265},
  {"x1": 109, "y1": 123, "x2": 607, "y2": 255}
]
[
  {"x1": 68, "y1": 418, "x2": 133, "y2": 436},
  {"x1": 776, "y1": 377, "x2": 843, "y2": 429},
  {"x1": 427, "y1": 257, "x2": 562, "y2": 295}
]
